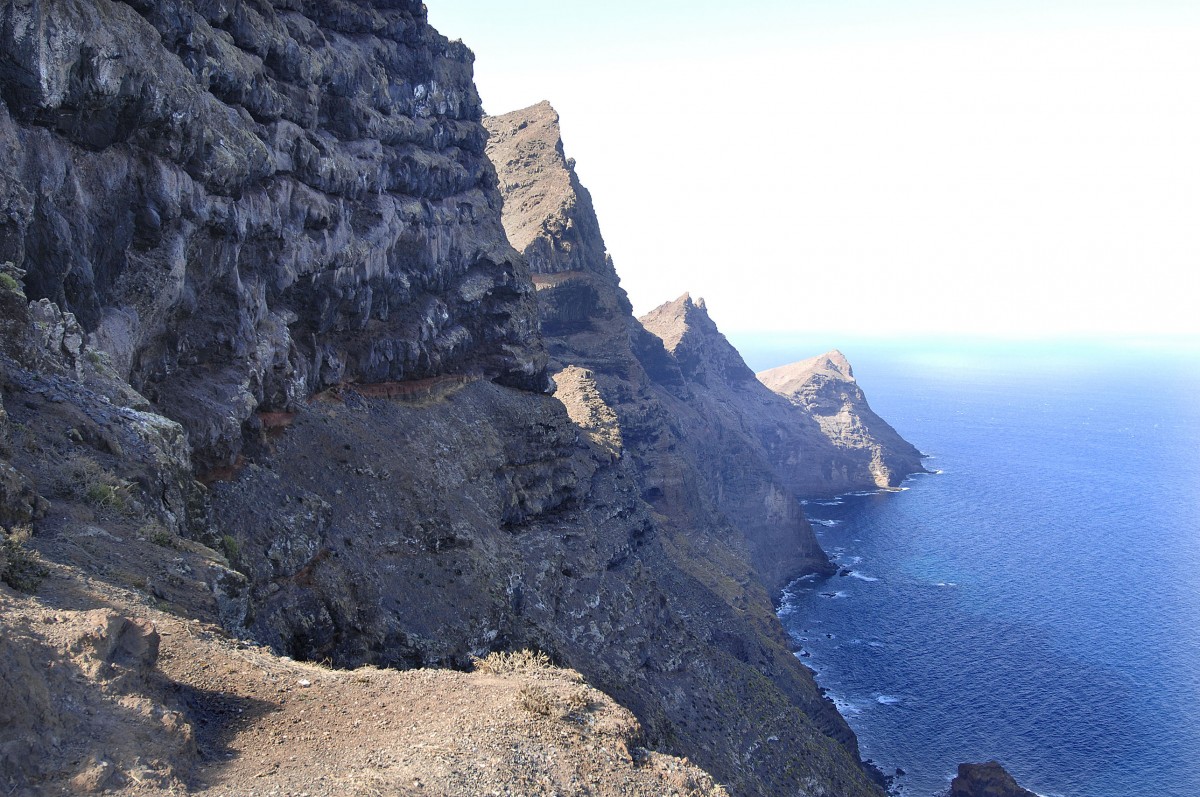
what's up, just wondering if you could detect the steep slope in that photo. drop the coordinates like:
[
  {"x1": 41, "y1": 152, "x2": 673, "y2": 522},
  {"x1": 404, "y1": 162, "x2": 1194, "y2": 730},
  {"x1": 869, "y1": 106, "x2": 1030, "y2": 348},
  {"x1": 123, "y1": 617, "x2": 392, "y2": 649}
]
[
  {"x1": 485, "y1": 101, "x2": 880, "y2": 796},
  {"x1": 759, "y1": 350, "x2": 926, "y2": 490},
  {"x1": 0, "y1": 267, "x2": 724, "y2": 797}
]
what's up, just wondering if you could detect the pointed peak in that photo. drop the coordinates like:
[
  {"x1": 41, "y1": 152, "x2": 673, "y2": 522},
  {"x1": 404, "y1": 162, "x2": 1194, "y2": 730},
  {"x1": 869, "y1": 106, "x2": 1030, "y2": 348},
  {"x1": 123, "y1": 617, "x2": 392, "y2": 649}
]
[
  {"x1": 485, "y1": 100, "x2": 561, "y2": 137},
  {"x1": 671, "y1": 292, "x2": 709, "y2": 315},
  {"x1": 821, "y1": 349, "x2": 853, "y2": 379},
  {"x1": 757, "y1": 350, "x2": 859, "y2": 396}
]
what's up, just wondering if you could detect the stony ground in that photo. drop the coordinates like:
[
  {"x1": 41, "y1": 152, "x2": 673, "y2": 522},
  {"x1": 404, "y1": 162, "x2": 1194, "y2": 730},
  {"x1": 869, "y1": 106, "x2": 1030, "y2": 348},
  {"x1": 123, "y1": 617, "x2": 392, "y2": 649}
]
[{"x1": 2, "y1": 568, "x2": 727, "y2": 797}]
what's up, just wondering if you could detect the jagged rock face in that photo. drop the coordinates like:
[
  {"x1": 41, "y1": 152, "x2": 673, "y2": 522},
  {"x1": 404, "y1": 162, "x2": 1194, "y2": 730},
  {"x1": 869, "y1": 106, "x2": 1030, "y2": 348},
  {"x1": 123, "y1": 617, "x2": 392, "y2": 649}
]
[
  {"x1": 210, "y1": 379, "x2": 882, "y2": 797},
  {"x1": 485, "y1": 102, "x2": 879, "y2": 797},
  {"x1": 0, "y1": 0, "x2": 546, "y2": 469},
  {"x1": 485, "y1": 104, "x2": 831, "y2": 590},
  {"x1": 0, "y1": 7, "x2": 899, "y2": 795},
  {"x1": 637, "y1": 294, "x2": 837, "y2": 589},
  {"x1": 758, "y1": 350, "x2": 926, "y2": 491}
]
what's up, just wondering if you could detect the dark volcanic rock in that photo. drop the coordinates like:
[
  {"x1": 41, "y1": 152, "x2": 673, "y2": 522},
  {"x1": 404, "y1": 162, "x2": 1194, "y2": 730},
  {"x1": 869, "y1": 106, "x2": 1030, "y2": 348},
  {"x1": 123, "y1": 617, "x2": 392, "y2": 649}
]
[
  {"x1": 0, "y1": 0, "x2": 546, "y2": 470},
  {"x1": 951, "y1": 761, "x2": 1039, "y2": 797}
]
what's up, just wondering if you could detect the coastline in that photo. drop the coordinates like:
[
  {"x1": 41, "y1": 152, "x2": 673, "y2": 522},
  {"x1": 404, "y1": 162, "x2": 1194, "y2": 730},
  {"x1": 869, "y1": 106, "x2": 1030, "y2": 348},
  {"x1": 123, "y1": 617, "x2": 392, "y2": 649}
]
[{"x1": 780, "y1": 469, "x2": 941, "y2": 794}]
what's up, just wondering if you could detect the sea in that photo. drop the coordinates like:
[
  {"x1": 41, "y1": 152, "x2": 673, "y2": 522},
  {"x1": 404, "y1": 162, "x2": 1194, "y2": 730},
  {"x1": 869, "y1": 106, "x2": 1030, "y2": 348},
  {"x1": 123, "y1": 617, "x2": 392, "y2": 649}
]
[{"x1": 733, "y1": 335, "x2": 1200, "y2": 797}]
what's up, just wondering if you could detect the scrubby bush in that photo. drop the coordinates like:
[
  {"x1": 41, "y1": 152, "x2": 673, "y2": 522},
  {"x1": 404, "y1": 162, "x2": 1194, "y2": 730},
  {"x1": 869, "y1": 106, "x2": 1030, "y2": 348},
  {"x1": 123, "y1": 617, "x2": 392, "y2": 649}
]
[
  {"x1": 53, "y1": 454, "x2": 132, "y2": 514},
  {"x1": 471, "y1": 649, "x2": 552, "y2": 675},
  {"x1": 140, "y1": 522, "x2": 174, "y2": 548},
  {"x1": 1, "y1": 526, "x2": 48, "y2": 592},
  {"x1": 518, "y1": 685, "x2": 555, "y2": 716},
  {"x1": 220, "y1": 533, "x2": 240, "y2": 561}
]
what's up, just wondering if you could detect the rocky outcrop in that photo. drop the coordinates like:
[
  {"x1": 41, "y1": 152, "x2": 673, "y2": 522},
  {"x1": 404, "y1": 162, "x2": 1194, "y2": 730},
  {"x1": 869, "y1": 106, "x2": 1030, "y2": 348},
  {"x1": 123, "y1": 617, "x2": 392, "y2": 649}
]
[
  {"x1": 950, "y1": 761, "x2": 1039, "y2": 797},
  {"x1": 758, "y1": 350, "x2": 926, "y2": 491},
  {"x1": 0, "y1": 0, "x2": 546, "y2": 471}
]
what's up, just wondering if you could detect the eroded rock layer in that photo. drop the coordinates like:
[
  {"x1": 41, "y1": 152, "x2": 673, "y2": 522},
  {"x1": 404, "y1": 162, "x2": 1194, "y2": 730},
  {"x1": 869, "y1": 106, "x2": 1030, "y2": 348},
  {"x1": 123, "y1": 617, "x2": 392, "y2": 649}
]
[
  {"x1": 0, "y1": 0, "x2": 546, "y2": 471},
  {"x1": 758, "y1": 350, "x2": 926, "y2": 492}
]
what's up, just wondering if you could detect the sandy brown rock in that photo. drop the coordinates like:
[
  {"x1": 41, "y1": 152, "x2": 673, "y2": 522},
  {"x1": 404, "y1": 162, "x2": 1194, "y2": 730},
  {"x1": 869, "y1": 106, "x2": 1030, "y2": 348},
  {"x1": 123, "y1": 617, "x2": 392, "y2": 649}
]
[
  {"x1": 1, "y1": 579, "x2": 727, "y2": 797},
  {"x1": 758, "y1": 350, "x2": 926, "y2": 490}
]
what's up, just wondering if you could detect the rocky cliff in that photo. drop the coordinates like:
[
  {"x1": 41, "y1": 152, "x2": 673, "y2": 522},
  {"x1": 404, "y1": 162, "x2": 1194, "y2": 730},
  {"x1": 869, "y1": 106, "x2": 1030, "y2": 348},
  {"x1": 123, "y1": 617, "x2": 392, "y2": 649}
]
[
  {"x1": 0, "y1": 0, "x2": 546, "y2": 474},
  {"x1": 0, "y1": 4, "x2": 920, "y2": 796}
]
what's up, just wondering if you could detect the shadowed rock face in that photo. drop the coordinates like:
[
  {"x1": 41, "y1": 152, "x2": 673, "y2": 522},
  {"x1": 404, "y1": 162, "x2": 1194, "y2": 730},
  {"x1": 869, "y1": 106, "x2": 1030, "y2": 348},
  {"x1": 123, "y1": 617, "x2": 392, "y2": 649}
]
[
  {"x1": 0, "y1": 0, "x2": 546, "y2": 470},
  {"x1": 641, "y1": 300, "x2": 927, "y2": 499}
]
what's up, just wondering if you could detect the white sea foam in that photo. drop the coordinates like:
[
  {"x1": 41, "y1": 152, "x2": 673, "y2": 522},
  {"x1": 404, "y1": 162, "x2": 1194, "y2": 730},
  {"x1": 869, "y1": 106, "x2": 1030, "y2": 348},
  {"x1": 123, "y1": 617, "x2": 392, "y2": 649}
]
[
  {"x1": 875, "y1": 694, "x2": 902, "y2": 705},
  {"x1": 810, "y1": 518, "x2": 842, "y2": 527},
  {"x1": 819, "y1": 590, "x2": 850, "y2": 599},
  {"x1": 849, "y1": 571, "x2": 879, "y2": 582},
  {"x1": 829, "y1": 694, "x2": 862, "y2": 716}
]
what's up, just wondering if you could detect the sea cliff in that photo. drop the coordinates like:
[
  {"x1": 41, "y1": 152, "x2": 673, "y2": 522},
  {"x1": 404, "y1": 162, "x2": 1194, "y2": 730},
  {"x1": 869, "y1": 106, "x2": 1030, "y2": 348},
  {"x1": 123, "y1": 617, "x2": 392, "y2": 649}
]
[{"x1": 1, "y1": 4, "x2": 921, "y2": 795}]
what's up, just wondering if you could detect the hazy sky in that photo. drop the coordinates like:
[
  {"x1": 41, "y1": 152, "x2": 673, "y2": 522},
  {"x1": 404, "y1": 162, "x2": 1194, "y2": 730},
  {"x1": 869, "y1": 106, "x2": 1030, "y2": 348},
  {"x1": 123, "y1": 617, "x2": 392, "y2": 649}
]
[{"x1": 427, "y1": 1, "x2": 1200, "y2": 340}]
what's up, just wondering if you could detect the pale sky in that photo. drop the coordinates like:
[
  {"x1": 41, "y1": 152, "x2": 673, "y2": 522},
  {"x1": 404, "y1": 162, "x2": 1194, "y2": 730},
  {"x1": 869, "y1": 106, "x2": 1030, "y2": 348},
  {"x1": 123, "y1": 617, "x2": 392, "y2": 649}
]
[{"x1": 427, "y1": 1, "x2": 1200, "y2": 340}]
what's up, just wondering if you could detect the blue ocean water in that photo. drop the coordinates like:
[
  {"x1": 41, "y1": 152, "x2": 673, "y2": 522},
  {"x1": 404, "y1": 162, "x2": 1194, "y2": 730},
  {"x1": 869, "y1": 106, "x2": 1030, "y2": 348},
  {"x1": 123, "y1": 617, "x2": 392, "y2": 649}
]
[{"x1": 737, "y1": 337, "x2": 1200, "y2": 797}]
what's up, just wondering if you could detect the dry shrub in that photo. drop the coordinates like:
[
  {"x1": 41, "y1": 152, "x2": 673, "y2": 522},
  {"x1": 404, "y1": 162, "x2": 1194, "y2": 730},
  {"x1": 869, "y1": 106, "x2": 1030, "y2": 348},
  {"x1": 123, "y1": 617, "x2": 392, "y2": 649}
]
[
  {"x1": 471, "y1": 649, "x2": 552, "y2": 675},
  {"x1": 51, "y1": 454, "x2": 130, "y2": 512},
  {"x1": 518, "y1": 685, "x2": 555, "y2": 716}
]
